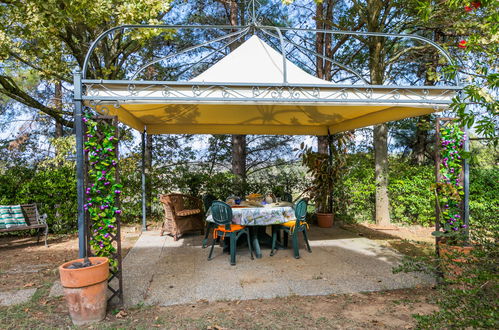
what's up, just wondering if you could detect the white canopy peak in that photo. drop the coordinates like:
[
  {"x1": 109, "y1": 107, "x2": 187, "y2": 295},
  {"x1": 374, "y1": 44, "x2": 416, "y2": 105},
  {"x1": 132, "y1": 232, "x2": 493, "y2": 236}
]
[{"x1": 190, "y1": 35, "x2": 333, "y2": 85}]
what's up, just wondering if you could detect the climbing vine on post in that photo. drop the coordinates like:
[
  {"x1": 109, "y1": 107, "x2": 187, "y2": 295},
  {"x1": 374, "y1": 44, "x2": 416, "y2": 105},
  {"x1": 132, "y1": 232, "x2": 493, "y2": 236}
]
[
  {"x1": 83, "y1": 111, "x2": 123, "y2": 304},
  {"x1": 433, "y1": 120, "x2": 468, "y2": 246}
]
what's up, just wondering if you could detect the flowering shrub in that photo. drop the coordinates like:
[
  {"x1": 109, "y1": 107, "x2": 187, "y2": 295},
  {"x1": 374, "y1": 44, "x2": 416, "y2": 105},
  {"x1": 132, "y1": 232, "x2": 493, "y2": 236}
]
[
  {"x1": 432, "y1": 122, "x2": 467, "y2": 245},
  {"x1": 83, "y1": 112, "x2": 122, "y2": 270}
]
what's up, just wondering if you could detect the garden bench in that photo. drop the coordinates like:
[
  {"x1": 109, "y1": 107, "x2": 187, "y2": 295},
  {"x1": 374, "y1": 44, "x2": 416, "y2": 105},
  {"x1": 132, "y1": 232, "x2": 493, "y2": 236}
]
[{"x1": 0, "y1": 204, "x2": 48, "y2": 247}]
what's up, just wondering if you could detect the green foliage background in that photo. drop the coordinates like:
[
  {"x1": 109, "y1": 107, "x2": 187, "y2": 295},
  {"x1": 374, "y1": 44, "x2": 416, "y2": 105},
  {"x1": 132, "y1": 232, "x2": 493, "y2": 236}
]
[{"x1": 1, "y1": 150, "x2": 497, "y2": 234}]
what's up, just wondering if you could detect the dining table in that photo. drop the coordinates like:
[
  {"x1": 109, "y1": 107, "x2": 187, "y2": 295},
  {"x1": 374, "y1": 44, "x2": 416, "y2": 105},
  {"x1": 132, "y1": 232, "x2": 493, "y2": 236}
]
[{"x1": 206, "y1": 204, "x2": 296, "y2": 258}]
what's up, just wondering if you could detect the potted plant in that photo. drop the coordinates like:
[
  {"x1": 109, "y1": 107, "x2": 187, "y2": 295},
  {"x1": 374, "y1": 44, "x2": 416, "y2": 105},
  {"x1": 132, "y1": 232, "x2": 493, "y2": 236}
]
[
  {"x1": 300, "y1": 134, "x2": 349, "y2": 228},
  {"x1": 432, "y1": 122, "x2": 472, "y2": 277},
  {"x1": 59, "y1": 257, "x2": 109, "y2": 325}
]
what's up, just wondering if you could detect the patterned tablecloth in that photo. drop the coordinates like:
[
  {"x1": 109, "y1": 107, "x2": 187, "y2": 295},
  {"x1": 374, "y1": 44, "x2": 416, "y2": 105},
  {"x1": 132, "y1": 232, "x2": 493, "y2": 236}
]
[{"x1": 207, "y1": 206, "x2": 296, "y2": 226}]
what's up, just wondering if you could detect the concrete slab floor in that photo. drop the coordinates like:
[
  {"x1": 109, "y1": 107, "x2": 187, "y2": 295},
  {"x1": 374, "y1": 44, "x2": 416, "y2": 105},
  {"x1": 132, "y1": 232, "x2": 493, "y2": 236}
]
[{"x1": 122, "y1": 227, "x2": 434, "y2": 307}]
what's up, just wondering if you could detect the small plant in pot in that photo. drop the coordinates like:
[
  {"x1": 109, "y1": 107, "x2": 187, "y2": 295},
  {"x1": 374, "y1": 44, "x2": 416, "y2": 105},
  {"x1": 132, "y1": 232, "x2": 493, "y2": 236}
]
[
  {"x1": 432, "y1": 122, "x2": 472, "y2": 277},
  {"x1": 300, "y1": 134, "x2": 349, "y2": 228}
]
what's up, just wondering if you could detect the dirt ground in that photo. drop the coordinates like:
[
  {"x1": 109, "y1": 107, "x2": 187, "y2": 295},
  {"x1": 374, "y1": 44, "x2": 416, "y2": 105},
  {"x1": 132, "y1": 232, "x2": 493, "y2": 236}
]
[{"x1": 0, "y1": 222, "x2": 439, "y2": 329}]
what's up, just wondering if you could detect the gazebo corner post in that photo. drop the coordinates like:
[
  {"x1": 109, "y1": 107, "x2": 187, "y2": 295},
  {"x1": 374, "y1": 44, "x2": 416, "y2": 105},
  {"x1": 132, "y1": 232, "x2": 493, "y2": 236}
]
[
  {"x1": 73, "y1": 71, "x2": 86, "y2": 258},
  {"x1": 141, "y1": 129, "x2": 147, "y2": 232},
  {"x1": 463, "y1": 122, "x2": 470, "y2": 242}
]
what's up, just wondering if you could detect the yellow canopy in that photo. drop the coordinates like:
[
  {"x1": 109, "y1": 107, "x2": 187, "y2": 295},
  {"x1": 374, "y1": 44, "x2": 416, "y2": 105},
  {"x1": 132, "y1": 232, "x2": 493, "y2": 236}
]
[{"x1": 86, "y1": 36, "x2": 455, "y2": 135}]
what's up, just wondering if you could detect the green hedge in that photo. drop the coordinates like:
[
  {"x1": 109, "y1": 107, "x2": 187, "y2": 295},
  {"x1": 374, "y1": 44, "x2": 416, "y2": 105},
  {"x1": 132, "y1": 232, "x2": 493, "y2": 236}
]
[
  {"x1": 0, "y1": 166, "x2": 77, "y2": 233},
  {"x1": 0, "y1": 155, "x2": 496, "y2": 233},
  {"x1": 339, "y1": 154, "x2": 498, "y2": 227}
]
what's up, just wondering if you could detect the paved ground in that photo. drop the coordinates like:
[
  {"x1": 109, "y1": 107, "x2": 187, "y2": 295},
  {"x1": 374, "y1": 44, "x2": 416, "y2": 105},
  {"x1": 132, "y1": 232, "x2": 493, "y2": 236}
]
[
  {"x1": 123, "y1": 226, "x2": 434, "y2": 307},
  {"x1": 0, "y1": 288, "x2": 37, "y2": 306}
]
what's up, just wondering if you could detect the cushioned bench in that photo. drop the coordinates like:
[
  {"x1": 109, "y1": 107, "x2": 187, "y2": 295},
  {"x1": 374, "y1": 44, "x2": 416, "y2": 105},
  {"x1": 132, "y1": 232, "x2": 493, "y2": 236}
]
[{"x1": 0, "y1": 204, "x2": 48, "y2": 247}]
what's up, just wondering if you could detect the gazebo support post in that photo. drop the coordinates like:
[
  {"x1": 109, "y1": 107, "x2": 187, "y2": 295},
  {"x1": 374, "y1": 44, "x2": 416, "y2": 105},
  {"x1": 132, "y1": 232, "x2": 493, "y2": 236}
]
[
  {"x1": 141, "y1": 130, "x2": 147, "y2": 231},
  {"x1": 463, "y1": 125, "x2": 470, "y2": 240},
  {"x1": 74, "y1": 71, "x2": 86, "y2": 258}
]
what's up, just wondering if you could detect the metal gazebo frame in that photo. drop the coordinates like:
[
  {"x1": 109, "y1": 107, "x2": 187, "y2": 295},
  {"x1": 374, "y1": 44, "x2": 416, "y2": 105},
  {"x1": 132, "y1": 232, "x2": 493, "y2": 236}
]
[{"x1": 73, "y1": 21, "x2": 468, "y2": 303}]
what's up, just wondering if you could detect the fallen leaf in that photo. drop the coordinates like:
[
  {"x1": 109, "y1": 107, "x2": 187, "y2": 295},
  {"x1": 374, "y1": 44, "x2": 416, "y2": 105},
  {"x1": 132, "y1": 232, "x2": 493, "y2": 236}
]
[
  {"x1": 115, "y1": 310, "x2": 128, "y2": 318},
  {"x1": 24, "y1": 282, "x2": 35, "y2": 287}
]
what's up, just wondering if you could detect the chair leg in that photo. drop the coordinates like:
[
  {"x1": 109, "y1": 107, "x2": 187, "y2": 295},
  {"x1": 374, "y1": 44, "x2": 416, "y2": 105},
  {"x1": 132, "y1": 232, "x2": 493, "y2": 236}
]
[
  {"x1": 270, "y1": 226, "x2": 277, "y2": 256},
  {"x1": 283, "y1": 231, "x2": 289, "y2": 248},
  {"x1": 229, "y1": 234, "x2": 236, "y2": 266},
  {"x1": 36, "y1": 228, "x2": 41, "y2": 244},
  {"x1": 246, "y1": 230, "x2": 254, "y2": 260},
  {"x1": 292, "y1": 232, "x2": 300, "y2": 259},
  {"x1": 303, "y1": 229, "x2": 311, "y2": 253},
  {"x1": 44, "y1": 225, "x2": 48, "y2": 247},
  {"x1": 202, "y1": 222, "x2": 212, "y2": 248},
  {"x1": 208, "y1": 236, "x2": 216, "y2": 260}
]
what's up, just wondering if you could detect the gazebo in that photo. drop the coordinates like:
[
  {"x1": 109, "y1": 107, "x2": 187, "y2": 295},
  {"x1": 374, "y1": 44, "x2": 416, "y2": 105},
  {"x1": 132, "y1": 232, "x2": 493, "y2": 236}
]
[{"x1": 73, "y1": 21, "x2": 464, "y2": 303}]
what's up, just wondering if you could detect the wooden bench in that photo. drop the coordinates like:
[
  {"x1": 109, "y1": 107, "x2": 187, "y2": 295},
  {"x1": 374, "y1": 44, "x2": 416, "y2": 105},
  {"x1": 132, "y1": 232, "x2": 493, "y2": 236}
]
[{"x1": 0, "y1": 204, "x2": 48, "y2": 247}]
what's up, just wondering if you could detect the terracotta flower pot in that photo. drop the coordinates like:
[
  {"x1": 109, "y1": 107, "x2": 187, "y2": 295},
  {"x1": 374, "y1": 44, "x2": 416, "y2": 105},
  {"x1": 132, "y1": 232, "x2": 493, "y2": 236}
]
[
  {"x1": 317, "y1": 213, "x2": 334, "y2": 228},
  {"x1": 59, "y1": 257, "x2": 109, "y2": 325},
  {"x1": 438, "y1": 243, "x2": 474, "y2": 279}
]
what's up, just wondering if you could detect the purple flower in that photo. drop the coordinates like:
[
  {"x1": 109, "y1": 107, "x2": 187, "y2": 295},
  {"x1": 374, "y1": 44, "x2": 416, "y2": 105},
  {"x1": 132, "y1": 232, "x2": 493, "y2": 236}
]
[
  {"x1": 114, "y1": 190, "x2": 121, "y2": 194},
  {"x1": 99, "y1": 227, "x2": 103, "y2": 230},
  {"x1": 104, "y1": 233, "x2": 110, "y2": 238},
  {"x1": 115, "y1": 210, "x2": 122, "y2": 214},
  {"x1": 108, "y1": 225, "x2": 115, "y2": 229},
  {"x1": 101, "y1": 170, "x2": 107, "y2": 175},
  {"x1": 100, "y1": 205, "x2": 105, "y2": 210},
  {"x1": 462, "y1": 225, "x2": 468, "y2": 228},
  {"x1": 104, "y1": 182, "x2": 110, "y2": 186},
  {"x1": 452, "y1": 227, "x2": 458, "y2": 231},
  {"x1": 82, "y1": 118, "x2": 88, "y2": 123}
]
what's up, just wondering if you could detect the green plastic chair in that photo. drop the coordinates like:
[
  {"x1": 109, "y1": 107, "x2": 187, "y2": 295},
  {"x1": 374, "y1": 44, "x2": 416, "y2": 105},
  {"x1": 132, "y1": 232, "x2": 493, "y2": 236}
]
[
  {"x1": 201, "y1": 194, "x2": 218, "y2": 248},
  {"x1": 208, "y1": 201, "x2": 254, "y2": 265},
  {"x1": 270, "y1": 199, "x2": 311, "y2": 259}
]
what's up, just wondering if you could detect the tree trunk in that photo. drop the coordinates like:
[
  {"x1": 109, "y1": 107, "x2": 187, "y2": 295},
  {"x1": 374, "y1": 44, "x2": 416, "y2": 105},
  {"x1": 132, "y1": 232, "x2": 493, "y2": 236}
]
[
  {"x1": 231, "y1": 134, "x2": 246, "y2": 195},
  {"x1": 145, "y1": 133, "x2": 153, "y2": 214},
  {"x1": 221, "y1": 0, "x2": 248, "y2": 193},
  {"x1": 412, "y1": 30, "x2": 441, "y2": 165},
  {"x1": 315, "y1": 0, "x2": 334, "y2": 153},
  {"x1": 367, "y1": 0, "x2": 390, "y2": 225},
  {"x1": 412, "y1": 115, "x2": 430, "y2": 165},
  {"x1": 317, "y1": 136, "x2": 329, "y2": 154},
  {"x1": 54, "y1": 81, "x2": 63, "y2": 137},
  {"x1": 374, "y1": 124, "x2": 390, "y2": 225}
]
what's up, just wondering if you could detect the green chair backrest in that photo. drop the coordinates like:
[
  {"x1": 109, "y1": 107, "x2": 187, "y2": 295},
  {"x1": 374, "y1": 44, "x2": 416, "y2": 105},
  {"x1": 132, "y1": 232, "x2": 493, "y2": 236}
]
[
  {"x1": 202, "y1": 194, "x2": 217, "y2": 212},
  {"x1": 294, "y1": 199, "x2": 308, "y2": 227},
  {"x1": 210, "y1": 201, "x2": 233, "y2": 230},
  {"x1": 281, "y1": 192, "x2": 293, "y2": 203}
]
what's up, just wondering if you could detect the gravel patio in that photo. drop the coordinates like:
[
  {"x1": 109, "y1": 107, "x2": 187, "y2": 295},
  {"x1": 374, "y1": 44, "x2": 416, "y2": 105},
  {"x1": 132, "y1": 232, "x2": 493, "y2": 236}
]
[{"x1": 122, "y1": 226, "x2": 434, "y2": 307}]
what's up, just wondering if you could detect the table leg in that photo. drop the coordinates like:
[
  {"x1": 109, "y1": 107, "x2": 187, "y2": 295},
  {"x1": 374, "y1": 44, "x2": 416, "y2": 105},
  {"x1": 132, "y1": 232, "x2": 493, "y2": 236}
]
[{"x1": 249, "y1": 227, "x2": 262, "y2": 259}]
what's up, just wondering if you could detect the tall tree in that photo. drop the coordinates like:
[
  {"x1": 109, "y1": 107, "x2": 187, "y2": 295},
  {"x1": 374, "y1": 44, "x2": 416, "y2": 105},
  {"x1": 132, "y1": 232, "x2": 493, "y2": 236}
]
[
  {"x1": 0, "y1": 0, "x2": 173, "y2": 129},
  {"x1": 315, "y1": 0, "x2": 334, "y2": 154}
]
